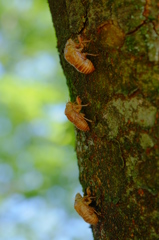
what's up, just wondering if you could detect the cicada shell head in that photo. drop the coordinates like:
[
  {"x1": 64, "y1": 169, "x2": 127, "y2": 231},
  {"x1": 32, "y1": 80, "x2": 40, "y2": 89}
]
[
  {"x1": 74, "y1": 193, "x2": 82, "y2": 205},
  {"x1": 64, "y1": 101, "x2": 72, "y2": 115}
]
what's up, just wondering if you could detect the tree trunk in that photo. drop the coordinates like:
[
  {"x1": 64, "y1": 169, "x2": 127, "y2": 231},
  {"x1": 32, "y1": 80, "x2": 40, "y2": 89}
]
[{"x1": 48, "y1": 0, "x2": 159, "y2": 239}]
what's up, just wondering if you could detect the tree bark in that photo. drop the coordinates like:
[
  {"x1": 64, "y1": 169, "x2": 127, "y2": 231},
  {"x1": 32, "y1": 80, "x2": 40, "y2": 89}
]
[{"x1": 48, "y1": 0, "x2": 159, "y2": 239}]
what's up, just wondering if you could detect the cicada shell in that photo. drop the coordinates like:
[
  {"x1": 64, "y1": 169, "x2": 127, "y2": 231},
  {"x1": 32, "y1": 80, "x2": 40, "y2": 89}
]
[
  {"x1": 65, "y1": 96, "x2": 92, "y2": 131},
  {"x1": 74, "y1": 191, "x2": 98, "y2": 225},
  {"x1": 64, "y1": 35, "x2": 96, "y2": 74}
]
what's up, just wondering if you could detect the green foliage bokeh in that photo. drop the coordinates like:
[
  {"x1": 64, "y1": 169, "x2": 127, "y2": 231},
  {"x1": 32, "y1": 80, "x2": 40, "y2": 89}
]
[
  {"x1": 0, "y1": 1, "x2": 91, "y2": 239},
  {"x1": 0, "y1": 1, "x2": 93, "y2": 239}
]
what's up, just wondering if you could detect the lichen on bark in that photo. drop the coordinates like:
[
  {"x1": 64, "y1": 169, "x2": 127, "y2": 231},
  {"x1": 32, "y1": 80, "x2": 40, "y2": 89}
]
[{"x1": 48, "y1": 0, "x2": 159, "y2": 239}]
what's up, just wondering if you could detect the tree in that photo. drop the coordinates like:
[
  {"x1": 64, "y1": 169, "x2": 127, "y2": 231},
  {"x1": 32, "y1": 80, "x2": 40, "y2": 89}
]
[{"x1": 48, "y1": 0, "x2": 159, "y2": 239}]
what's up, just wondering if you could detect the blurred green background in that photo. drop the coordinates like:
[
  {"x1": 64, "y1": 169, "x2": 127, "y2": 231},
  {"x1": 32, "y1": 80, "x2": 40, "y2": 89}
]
[{"x1": 0, "y1": 0, "x2": 92, "y2": 239}]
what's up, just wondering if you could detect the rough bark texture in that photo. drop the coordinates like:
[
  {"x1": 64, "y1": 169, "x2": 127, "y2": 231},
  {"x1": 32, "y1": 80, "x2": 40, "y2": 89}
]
[{"x1": 48, "y1": 0, "x2": 159, "y2": 239}]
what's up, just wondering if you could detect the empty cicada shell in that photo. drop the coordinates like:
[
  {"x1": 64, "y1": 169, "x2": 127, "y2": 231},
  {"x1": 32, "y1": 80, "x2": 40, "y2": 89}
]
[
  {"x1": 65, "y1": 96, "x2": 92, "y2": 131},
  {"x1": 64, "y1": 35, "x2": 96, "y2": 74},
  {"x1": 74, "y1": 188, "x2": 98, "y2": 225}
]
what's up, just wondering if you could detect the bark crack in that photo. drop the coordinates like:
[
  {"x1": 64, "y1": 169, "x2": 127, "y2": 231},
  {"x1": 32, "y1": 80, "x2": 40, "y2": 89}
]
[
  {"x1": 126, "y1": 20, "x2": 147, "y2": 35},
  {"x1": 78, "y1": 2, "x2": 89, "y2": 35}
]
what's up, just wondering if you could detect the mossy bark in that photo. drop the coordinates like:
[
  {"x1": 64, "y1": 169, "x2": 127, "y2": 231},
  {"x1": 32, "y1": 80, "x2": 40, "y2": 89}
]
[{"x1": 48, "y1": 0, "x2": 159, "y2": 239}]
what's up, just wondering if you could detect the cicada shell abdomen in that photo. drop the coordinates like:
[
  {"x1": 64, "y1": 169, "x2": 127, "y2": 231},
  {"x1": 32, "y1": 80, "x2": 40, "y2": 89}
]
[{"x1": 74, "y1": 56, "x2": 95, "y2": 74}]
